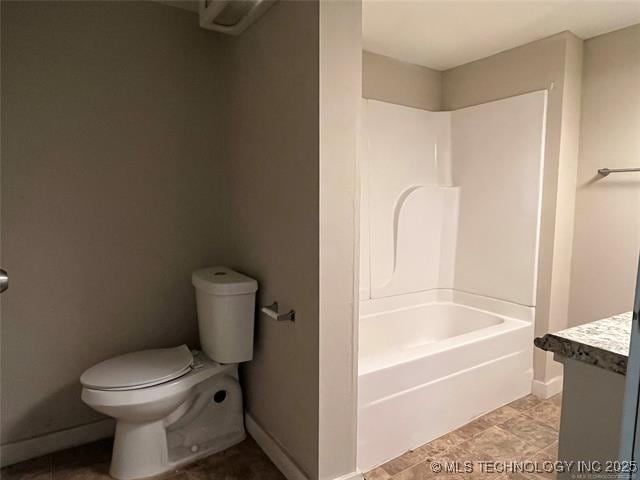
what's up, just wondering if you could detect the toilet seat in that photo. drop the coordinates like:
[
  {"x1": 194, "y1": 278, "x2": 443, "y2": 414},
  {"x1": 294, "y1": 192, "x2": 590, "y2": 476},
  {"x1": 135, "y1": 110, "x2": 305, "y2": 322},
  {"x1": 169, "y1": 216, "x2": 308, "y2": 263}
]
[{"x1": 80, "y1": 345, "x2": 193, "y2": 391}]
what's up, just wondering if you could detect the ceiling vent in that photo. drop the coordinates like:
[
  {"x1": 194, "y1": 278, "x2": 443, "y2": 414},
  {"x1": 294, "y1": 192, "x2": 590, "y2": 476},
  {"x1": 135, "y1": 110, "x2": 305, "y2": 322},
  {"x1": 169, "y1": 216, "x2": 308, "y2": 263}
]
[{"x1": 198, "y1": 0, "x2": 276, "y2": 35}]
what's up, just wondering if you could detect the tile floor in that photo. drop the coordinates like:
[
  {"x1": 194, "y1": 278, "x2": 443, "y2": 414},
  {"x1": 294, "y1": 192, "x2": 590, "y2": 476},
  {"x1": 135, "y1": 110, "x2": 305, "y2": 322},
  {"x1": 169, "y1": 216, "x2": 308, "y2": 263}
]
[
  {"x1": 1, "y1": 394, "x2": 559, "y2": 480},
  {"x1": 365, "y1": 394, "x2": 561, "y2": 480},
  {"x1": 0, "y1": 436, "x2": 285, "y2": 480}
]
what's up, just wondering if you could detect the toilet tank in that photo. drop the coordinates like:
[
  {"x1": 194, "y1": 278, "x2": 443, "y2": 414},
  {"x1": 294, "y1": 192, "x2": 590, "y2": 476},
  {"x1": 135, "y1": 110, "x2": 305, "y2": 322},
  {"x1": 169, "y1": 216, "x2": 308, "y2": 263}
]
[{"x1": 192, "y1": 267, "x2": 258, "y2": 363}]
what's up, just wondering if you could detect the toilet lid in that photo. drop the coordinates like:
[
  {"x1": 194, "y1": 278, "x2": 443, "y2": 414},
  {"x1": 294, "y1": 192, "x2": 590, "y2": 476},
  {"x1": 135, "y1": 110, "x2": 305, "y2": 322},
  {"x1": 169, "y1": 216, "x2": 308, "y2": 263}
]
[{"x1": 80, "y1": 345, "x2": 193, "y2": 390}]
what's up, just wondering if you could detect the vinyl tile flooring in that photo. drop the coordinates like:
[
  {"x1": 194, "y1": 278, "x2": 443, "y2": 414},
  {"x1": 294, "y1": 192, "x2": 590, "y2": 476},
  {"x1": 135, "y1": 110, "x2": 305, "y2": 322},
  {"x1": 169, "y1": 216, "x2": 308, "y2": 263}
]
[
  {"x1": 365, "y1": 394, "x2": 562, "y2": 480},
  {"x1": 1, "y1": 394, "x2": 560, "y2": 480}
]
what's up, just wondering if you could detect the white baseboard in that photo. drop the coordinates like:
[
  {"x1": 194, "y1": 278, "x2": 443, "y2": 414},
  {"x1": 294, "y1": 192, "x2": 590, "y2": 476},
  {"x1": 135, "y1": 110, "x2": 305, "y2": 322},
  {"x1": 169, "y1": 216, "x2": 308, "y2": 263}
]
[
  {"x1": 330, "y1": 472, "x2": 364, "y2": 480},
  {"x1": 245, "y1": 413, "x2": 362, "y2": 480},
  {"x1": 0, "y1": 419, "x2": 114, "y2": 467},
  {"x1": 245, "y1": 412, "x2": 310, "y2": 480},
  {"x1": 532, "y1": 375, "x2": 563, "y2": 399}
]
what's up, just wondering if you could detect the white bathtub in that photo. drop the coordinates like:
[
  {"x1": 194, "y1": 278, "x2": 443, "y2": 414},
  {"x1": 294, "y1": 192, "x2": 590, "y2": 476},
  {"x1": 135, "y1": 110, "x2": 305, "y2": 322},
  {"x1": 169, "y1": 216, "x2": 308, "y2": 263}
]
[{"x1": 357, "y1": 289, "x2": 534, "y2": 471}]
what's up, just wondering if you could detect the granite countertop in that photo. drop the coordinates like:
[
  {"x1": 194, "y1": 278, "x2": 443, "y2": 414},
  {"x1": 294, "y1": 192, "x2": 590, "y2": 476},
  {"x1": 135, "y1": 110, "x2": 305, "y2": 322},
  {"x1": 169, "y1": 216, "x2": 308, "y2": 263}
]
[{"x1": 534, "y1": 311, "x2": 633, "y2": 375}]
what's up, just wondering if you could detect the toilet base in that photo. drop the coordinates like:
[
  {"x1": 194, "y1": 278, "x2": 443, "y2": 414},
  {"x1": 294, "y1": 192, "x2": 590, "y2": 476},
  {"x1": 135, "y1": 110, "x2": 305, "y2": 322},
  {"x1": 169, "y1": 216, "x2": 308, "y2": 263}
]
[
  {"x1": 109, "y1": 421, "x2": 246, "y2": 480},
  {"x1": 170, "y1": 430, "x2": 246, "y2": 470},
  {"x1": 108, "y1": 372, "x2": 246, "y2": 480},
  {"x1": 110, "y1": 421, "x2": 168, "y2": 480}
]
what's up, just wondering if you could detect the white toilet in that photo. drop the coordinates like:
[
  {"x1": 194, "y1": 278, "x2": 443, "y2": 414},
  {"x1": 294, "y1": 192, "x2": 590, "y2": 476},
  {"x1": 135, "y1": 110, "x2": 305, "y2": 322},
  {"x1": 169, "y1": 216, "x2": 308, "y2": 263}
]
[{"x1": 80, "y1": 267, "x2": 258, "y2": 480}]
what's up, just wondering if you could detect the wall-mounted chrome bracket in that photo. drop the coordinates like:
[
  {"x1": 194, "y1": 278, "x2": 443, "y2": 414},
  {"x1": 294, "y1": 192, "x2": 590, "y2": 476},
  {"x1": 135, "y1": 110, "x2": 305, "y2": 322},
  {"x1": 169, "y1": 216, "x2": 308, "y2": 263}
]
[{"x1": 261, "y1": 302, "x2": 295, "y2": 322}]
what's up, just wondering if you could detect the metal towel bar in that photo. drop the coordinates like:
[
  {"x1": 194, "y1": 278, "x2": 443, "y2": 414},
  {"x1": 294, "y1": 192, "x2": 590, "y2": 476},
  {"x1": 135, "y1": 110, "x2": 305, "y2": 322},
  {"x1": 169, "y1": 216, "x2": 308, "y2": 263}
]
[{"x1": 598, "y1": 167, "x2": 640, "y2": 176}]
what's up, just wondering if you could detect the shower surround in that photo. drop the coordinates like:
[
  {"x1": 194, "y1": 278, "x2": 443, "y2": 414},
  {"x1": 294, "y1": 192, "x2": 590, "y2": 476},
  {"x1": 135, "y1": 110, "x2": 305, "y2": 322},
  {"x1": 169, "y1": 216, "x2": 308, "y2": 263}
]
[{"x1": 357, "y1": 91, "x2": 547, "y2": 471}]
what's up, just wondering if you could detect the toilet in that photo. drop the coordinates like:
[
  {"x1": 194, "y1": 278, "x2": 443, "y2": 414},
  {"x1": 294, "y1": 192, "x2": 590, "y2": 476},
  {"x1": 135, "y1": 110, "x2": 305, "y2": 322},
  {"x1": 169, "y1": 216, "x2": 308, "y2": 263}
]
[{"x1": 80, "y1": 267, "x2": 258, "y2": 480}]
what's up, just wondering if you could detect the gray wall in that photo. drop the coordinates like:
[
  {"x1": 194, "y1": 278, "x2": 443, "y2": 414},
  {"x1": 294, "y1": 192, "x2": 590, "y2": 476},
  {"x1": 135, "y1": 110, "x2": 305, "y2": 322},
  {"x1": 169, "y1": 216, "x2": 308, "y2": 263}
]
[
  {"x1": 363, "y1": 51, "x2": 442, "y2": 111},
  {"x1": 1, "y1": 1, "x2": 230, "y2": 445},
  {"x1": 225, "y1": 1, "x2": 320, "y2": 476},
  {"x1": 568, "y1": 24, "x2": 640, "y2": 327}
]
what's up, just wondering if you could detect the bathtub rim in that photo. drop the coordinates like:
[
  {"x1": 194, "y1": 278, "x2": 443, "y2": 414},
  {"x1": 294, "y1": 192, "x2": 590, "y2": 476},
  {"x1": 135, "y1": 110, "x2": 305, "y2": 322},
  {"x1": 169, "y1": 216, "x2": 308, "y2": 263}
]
[
  {"x1": 358, "y1": 289, "x2": 534, "y2": 375},
  {"x1": 360, "y1": 288, "x2": 535, "y2": 322}
]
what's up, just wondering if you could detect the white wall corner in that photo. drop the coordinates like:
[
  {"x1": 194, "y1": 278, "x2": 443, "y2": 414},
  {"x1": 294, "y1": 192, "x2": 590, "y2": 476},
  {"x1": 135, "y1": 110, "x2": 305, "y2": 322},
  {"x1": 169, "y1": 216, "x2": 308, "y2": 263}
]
[
  {"x1": 318, "y1": 0, "x2": 362, "y2": 479},
  {"x1": 0, "y1": 419, "x2": 115, "y2": 468},
  {"x1": 532, "y1": 375, "x2": 563, "y2": 399}
]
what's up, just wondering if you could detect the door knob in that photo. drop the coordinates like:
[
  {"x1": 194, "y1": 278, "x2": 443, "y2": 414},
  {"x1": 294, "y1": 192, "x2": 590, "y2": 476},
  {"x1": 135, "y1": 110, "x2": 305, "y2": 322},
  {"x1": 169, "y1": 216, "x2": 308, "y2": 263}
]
[{"x1": 0, "y1": 269, "x2": 8, "y2": 293}]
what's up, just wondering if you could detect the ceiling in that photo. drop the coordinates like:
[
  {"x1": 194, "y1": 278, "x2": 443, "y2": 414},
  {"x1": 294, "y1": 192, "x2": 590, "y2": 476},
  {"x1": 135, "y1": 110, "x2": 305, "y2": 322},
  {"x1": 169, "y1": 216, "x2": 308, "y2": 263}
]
[{"x1": 363, "y1": 0, "x2": 640, "y2": 70}]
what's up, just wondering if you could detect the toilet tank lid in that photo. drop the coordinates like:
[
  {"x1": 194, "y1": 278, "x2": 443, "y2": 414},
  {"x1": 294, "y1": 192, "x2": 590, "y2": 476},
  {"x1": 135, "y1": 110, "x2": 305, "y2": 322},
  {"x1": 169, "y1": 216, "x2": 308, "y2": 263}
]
[{"x1": 192, "y1": 267, "x2": 258, "y2": 296}]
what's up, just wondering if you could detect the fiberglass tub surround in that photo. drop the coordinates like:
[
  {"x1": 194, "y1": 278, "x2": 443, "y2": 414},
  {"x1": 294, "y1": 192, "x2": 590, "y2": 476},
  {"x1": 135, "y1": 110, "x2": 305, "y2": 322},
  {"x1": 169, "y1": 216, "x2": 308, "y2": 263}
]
[{"x1": 357, "y1": 91, "x2": 548, "y2": 471}]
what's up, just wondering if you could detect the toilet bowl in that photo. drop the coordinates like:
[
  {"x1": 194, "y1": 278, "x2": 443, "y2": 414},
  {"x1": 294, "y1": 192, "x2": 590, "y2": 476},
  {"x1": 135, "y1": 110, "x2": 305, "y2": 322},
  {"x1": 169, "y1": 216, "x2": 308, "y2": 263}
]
[
  {"x1": 80, "y1": 267, "x2": 258, "y2": 480},
  {"x1": 81, "y1": 347, "x2": 244, "y2": 479}
]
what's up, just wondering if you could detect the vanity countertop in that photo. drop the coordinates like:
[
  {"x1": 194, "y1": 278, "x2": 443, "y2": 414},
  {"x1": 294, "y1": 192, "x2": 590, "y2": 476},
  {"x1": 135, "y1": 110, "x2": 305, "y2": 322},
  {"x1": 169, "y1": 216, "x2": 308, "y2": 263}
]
[{"x1": 534, "y1": 311, "x2": 633, "y2": 375}]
